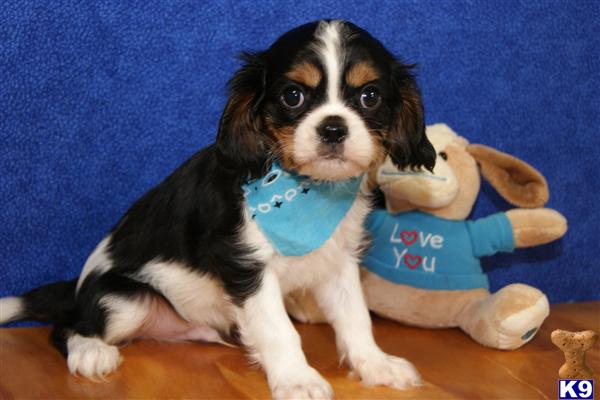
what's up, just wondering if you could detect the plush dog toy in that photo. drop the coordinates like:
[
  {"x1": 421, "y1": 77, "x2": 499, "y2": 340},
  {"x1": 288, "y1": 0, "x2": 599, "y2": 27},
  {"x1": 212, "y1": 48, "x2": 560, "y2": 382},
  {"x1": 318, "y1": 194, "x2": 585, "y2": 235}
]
[{"x1": 286, "y1": 123, "x2": 567, "y2": 350}]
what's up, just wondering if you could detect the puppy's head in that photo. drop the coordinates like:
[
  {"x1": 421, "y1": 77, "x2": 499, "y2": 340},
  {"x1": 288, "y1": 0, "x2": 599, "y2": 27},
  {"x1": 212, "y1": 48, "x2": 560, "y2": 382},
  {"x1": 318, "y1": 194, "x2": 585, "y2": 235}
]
[{"x1": 216, "y1": 20, "x2": 436, "y2": 181}]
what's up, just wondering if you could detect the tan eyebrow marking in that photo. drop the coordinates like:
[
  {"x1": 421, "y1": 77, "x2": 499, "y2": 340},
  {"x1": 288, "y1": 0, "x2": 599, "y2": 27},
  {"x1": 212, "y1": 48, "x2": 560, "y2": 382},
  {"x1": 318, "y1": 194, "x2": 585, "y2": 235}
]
[
  {"x1": 285, "y1": 62, "x2": 322, "y2": 88},
  {"x1": 346, "y1": 61, "x2": 379, "y2": 87}
]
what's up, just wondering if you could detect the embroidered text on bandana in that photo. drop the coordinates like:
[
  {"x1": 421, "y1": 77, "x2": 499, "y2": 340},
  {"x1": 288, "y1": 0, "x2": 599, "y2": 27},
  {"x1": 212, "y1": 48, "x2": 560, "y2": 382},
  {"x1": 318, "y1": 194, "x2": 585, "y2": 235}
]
[{"x1": 243, "y1": 163, "x2": 363, "y2": 256}]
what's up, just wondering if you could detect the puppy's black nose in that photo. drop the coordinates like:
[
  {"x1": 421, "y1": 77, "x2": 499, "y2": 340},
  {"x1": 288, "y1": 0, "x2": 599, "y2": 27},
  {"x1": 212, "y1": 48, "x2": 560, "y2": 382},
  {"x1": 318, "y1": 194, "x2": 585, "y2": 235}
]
[{"x1": 317, "y1": 116, "x2": 348, "y2": 144}]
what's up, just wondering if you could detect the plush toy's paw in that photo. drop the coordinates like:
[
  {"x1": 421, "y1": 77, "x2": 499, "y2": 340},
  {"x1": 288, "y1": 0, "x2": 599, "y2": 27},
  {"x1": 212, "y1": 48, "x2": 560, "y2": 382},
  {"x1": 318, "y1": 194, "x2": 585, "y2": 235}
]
[
  {"x1": 497, "y1": 292, "x2": 549, "y2": 349},
  {"x1": 506, "y1": 208, "x2": 568, "y2": 248},
  {"x1": 459, "y1": 283, "x2": 550, "y2": 350},
  {"x1": 271, "y1": 366, "x2": 333, "y2": 400},
  {"x1": 349, "y1": 350, "x2": 421, "y2": 390}
]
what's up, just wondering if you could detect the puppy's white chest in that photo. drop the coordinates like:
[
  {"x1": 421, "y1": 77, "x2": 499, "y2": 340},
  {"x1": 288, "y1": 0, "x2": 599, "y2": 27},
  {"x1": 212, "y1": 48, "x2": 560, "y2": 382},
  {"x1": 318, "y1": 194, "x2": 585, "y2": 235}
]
[{"x1": 241, "y1": 190, "x2": 371, "y2": 294}]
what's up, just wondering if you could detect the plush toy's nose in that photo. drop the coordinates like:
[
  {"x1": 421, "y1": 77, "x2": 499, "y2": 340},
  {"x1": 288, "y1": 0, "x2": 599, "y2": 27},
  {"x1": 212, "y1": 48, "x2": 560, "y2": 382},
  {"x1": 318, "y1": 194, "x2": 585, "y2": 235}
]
[{"x1": 377, "y1": 152, "x2": 460, "y2": 212}]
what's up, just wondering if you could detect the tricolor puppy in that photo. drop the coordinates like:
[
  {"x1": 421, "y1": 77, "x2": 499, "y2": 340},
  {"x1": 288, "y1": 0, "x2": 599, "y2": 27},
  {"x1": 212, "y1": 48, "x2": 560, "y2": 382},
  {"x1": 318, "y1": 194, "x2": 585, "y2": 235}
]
[{"x1": 0, "y1": 20, "x2": 435, "y2": 399}]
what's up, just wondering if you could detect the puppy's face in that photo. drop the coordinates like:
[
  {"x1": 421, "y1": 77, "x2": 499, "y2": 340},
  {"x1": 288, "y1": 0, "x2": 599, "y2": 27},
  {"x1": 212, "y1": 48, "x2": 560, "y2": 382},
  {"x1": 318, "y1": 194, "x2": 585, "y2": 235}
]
[{"x1": 217, "y1": 20, "x2": 436, "y2": 181}]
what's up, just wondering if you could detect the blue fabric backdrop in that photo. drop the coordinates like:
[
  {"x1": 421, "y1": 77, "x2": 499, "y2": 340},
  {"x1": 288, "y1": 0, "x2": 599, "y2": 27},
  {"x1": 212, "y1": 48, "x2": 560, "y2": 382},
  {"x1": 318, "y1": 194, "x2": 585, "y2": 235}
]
[{"x1": 1, "y1": 0, "x2": 599, "y2": 306}]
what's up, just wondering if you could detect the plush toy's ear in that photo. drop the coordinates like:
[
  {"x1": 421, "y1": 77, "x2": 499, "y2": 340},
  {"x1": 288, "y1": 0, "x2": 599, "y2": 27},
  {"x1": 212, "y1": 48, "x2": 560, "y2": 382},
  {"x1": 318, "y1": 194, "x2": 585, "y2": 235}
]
[
  {"x1": 216, "y1": 52, "x2": 271, "y2": 179},
  {"x1": 387, "y1": 63, "x2": 436, "y2": 172},
  {"x1": 467, "y1": 144, "x2": 549, "y2": 208}
]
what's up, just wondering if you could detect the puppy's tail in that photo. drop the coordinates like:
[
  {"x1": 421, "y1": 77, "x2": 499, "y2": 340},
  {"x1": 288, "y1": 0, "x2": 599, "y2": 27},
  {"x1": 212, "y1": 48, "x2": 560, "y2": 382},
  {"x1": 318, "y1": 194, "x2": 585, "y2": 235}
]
[{"x1": 0, "y1": 279, "x2": 77, "y2": 325}]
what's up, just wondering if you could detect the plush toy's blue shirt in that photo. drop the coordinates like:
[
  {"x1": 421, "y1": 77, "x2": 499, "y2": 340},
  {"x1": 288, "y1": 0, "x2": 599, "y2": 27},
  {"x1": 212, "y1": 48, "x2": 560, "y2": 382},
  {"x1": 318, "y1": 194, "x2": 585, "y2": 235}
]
[
  {"x1": 363, "y1": 210, "x2": 515, "y2": 290},
  {"x1": 243, "y1": 163, "x2": 363, "y2": 257}
]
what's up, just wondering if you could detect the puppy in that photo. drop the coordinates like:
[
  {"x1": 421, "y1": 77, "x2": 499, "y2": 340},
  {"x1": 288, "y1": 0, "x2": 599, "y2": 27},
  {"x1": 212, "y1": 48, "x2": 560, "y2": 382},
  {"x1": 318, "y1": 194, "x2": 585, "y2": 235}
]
[{"x1": 0, "y1": 20, "x2": 435, "y2": 399}]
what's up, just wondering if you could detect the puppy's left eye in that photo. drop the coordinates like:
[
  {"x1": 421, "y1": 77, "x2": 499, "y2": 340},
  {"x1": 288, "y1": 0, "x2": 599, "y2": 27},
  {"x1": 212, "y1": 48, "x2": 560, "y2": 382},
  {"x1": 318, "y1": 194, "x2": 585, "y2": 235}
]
[
  {"x1": 280, "y1": 85, "x2": 305, "y2": 109},
  {"x1": 360, "y1": 85, "x2": 381, "y2": 109}
]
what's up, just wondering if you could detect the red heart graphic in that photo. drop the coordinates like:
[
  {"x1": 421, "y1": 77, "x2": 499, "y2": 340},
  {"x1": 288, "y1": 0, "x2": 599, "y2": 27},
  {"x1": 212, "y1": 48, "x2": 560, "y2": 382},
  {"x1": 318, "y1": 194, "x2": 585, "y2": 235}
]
[
  {"x1": 400, "y1": 230, "x2": 418, "y2": 246},
  {"x1": 404, "y1": 254, "x2": 423, "y2": 270}
]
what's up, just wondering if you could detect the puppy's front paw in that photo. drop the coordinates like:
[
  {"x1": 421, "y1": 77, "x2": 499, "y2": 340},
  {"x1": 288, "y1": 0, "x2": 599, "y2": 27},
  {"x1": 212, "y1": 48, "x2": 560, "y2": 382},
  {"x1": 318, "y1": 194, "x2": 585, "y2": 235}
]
[
  {"x1": 271, "y1": 366, "x2": 333, "y2": 400},
  {"x1": 67, "y1": 335, "x2": 122, "y2": 380},
  {"x1": 350, "y1": 351, "x2": 420, "y2": 390}
]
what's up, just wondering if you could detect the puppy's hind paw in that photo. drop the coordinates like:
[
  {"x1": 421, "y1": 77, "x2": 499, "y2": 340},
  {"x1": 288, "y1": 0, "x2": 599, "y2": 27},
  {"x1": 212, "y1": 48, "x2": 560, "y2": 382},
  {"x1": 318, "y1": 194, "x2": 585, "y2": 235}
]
[
  {"x1": 271, "y1": 366, "x2": 333, "y2": 400},
  {"x1": 350, "y1": 352, "x2": 421, "y2": 390}
]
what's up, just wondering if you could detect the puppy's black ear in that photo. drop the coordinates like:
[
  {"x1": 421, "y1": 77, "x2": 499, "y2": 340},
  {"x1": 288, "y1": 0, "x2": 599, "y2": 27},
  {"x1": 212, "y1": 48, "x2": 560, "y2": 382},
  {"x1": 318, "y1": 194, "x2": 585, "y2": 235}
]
[
  {"x1": 216, "y1": 52, "x2": 271, "y2": 178},
  {"x1": 387, "y1": 63, "x2": 436, "y2": 171}
]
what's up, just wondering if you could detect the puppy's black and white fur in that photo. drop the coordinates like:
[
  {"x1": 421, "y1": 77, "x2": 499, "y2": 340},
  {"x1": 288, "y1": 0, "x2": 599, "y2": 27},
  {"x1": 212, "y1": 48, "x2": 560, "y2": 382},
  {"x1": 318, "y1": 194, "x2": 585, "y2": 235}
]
[{"x1": 1, "y1": 20, "x2": 435, "y2": 398}]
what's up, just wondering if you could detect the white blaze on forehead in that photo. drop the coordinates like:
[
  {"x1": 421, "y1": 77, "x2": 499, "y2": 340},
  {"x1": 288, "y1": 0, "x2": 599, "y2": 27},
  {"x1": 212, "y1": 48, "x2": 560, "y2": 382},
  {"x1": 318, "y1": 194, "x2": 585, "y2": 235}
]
[
  {"x1": 290, "y1": 20, "x2": 376, "y2": 181},
  {"x1": 315, "y1": 21, "x2": 343, "y2": 102}
]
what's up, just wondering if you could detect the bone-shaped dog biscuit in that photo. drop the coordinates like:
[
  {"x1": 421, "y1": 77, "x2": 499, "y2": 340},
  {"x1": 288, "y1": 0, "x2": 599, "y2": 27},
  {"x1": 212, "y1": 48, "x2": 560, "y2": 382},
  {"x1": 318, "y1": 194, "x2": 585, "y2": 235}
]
[{"x1": 551, "y1": 329, "x2": 598, "y2": 379}]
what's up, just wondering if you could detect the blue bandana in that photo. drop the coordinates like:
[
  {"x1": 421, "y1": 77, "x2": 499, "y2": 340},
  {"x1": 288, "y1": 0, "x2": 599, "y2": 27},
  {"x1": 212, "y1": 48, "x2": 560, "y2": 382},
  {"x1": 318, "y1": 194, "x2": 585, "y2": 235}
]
[{"x1": 243, "y1": 163, "x2": 363, "y2": 256}]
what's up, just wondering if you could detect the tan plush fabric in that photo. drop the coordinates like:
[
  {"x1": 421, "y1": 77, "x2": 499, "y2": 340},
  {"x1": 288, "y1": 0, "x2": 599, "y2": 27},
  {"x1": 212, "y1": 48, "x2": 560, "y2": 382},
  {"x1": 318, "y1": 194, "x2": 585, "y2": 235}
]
[
  {"x1": 467, "y1": 144, "x2": 549, "y2": 208},
  {"x1": 456, "y1": 283, "x2": 549, "y2": 349},
  {"x1": 506, "y1": 208, "x2": 568, "y2": 248},
  {"x1": 420, "y1": 142, "x2": 480, "y2": 220},
  {"x1": 361, "y1": 269, "x2": 489, "y2": 328},
  {"x1": 363, "y1": 125, "x2": 564, "y2": 349}
]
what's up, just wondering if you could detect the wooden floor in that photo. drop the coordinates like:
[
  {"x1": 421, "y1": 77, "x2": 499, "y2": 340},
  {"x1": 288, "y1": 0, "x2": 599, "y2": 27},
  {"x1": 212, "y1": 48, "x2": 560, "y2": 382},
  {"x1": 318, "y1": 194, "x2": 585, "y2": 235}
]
[{"x1": 1, "y1": 302, "x2": 598, "y2": 399}]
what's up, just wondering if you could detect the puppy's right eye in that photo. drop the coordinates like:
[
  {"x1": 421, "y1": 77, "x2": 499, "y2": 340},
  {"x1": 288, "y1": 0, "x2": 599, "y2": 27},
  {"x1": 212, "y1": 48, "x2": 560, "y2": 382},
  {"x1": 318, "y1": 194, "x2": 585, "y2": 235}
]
[
  {"x1": 438, "y1": 151, "x2": 448, "y2": 161},
  {"x1": 280, "y1": 85, "x2": 305, "y2": 109}
]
